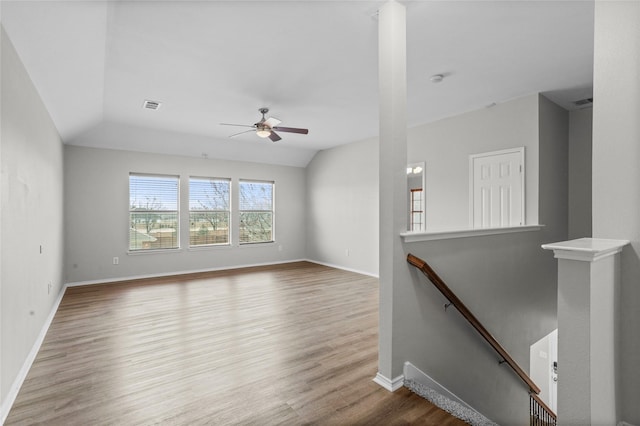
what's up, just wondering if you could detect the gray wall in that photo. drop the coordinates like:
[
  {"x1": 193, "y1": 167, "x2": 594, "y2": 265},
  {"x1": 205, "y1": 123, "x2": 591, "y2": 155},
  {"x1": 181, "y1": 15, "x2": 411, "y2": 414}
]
[
  {"x1": 64, "y1": 145, "x2": 306, "y2": 283},
  {"x1": 393, "y1": 94, "x2": 567, "y2": 424},
  {"x1": 305, "y1": 138, "x2": 379, "y2": 276},
  {"x1": 407, "y1": 94, "x2": 541, "y2": 230},
  {"x1": 1, "y1": 26, "x2": 65, "y2": 407},
  {"x1": 568, "y1": 107, "x2": 592, "y2": 239},
  {"x1": 305, "y1": 92, "x2": 568, "y2": 422},
  {"x1": 401, "y1": 232, "x2": 560, "y2": 424},
  {"x1": 592, "y1": 2, "x2": 640, "y2": 423},
  {"x1": 538, "y1": 94, "x2": 568, "y2": 237},
  {"x1": 305, "y1": 94, "x2": 545, "y2": 277}
]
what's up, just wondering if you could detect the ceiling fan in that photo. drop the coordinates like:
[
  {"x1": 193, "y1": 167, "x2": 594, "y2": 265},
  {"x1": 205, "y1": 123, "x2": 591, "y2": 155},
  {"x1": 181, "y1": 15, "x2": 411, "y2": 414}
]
[{"x1": 220, "y1": 107, "x2": 309, "y2": 142}]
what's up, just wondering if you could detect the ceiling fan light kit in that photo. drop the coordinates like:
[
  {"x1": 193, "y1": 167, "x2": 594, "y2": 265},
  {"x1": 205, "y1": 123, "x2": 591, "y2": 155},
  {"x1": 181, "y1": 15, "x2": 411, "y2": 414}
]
[
  {"x1": 221, "y1": 107, "x2": 309, "y2": 143},
  {"x1": 256, "y1": 126, "x2": 271, "y2": 138}
]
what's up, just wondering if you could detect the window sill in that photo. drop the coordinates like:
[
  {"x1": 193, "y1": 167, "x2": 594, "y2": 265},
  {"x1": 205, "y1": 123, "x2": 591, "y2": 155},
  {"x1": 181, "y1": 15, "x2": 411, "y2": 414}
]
[
  {"x1": 400, "y1": 224, "x2": 545, "y2": 243},
  {"x1": 188, "y1": 244, "x2": 232, "y2": 251},
  {"x1": 239, "y1": 241, "x2": 276, "y2": 247},
  {"x1": 127, "y1": 248, "x2": 182, "y2": 255}
]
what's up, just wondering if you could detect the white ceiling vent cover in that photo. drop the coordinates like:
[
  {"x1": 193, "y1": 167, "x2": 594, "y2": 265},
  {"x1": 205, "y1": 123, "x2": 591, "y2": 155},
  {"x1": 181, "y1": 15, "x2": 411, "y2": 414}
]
[{"x1": 142, "y1": 100, "x2": 162, "y2": 110}]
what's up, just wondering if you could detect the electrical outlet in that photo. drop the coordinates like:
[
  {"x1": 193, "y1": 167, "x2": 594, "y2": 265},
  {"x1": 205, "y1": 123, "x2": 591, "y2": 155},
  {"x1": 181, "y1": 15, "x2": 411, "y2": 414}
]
[{"x1": 113, "y1": 257, "x2": 119, "y2": 265}]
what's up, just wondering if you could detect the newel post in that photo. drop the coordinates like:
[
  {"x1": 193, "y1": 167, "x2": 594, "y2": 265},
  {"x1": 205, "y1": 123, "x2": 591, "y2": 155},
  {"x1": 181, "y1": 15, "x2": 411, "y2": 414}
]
[{"x1": 542, "y1": 238, "x2": 629, "y2": 425}]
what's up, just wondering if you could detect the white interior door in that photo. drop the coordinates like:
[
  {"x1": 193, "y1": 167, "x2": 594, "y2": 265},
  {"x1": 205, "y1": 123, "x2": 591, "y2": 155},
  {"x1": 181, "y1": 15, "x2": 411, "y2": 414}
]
[
  {"x1": 470, "y1": 148, "x2": 524, "y2": 228},
  {"x1": 529, "y1": 329, "x2": 558, "y2": 413},
  {"x1": 549, "y1": 329, "x2": 558, "y2": 413}
]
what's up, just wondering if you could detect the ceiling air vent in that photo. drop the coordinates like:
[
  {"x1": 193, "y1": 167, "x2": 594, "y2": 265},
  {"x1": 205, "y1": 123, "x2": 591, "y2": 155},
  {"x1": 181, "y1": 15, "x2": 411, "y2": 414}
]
[
  {"x1": 573, "y1": 97, "x2": 593, "y2": 107},
  {"x1": 142, "y1": 100, "x2": 162, "y2": 110}
]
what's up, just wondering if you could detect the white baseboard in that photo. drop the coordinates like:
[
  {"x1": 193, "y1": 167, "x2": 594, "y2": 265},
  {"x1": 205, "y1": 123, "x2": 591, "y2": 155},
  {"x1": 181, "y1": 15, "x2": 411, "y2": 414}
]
[
  {"x1": 1, "y1": 285, "x2": 67, "y2": 425},
  {"x1": 305, "y1": 259, "x2": 379, "y2": 278},
  {"x1": 66, "y1": 259, "x2": 377, "y2": 289},
  {"x1": 65, "y1": 259, "x2": 308, "y2": 287},
  {"x1": 403, "y1": 361, "x2": 476, "y2": 412},
  {"x1": 373, "y1": 372, "x2": 404, "y2": 392}
]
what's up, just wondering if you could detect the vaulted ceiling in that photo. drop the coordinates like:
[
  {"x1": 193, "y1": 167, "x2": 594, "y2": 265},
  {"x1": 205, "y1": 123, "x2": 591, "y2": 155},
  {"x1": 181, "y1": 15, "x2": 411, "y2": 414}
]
[{"x1": 1, "y1": 1, "x2": 594, "y2": 167}]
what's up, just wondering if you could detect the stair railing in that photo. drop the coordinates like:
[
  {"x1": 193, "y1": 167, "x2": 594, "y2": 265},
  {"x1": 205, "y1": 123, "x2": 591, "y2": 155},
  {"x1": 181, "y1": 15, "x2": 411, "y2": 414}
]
[
  {"x1": 407, "y1": 253, "x2": 556, "y2": 426},
  {"x1": 530, "y1": 393, "x2": 557, "y2": 425}
]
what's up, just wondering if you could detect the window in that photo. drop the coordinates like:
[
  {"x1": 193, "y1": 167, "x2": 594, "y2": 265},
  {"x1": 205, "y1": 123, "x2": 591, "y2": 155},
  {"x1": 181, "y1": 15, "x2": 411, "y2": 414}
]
[
  {"x1": 129, "y1": 174, "x2": 179, "y2": 251},
  {"x1": 410, "y1": 188, "x2": 424, "y2": 231},
  {"x1": 239, "y1": 180, "x2": 274, "y2": 244},
  {"x1": 189, "y1": 177, "x2": 230, "y2": 246}
]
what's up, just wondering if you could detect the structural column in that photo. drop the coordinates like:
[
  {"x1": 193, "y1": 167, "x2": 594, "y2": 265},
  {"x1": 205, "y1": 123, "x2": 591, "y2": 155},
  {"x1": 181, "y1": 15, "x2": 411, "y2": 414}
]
[
  {"x1": 542, "y1": 238, "x2": 628, "y2": 425},
  {"x1": 375, "y1": 0, "x2": 408, "y2": 391},
  {"x1": 591, "y1": 2, "x2": 640, "y2": 423}
]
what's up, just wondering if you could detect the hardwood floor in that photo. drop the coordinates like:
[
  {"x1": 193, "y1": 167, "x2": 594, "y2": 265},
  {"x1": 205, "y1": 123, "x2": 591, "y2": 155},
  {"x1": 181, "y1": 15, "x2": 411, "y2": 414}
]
[{"x1": 6, "y1": 261, "x2": 466, "y2": 425}]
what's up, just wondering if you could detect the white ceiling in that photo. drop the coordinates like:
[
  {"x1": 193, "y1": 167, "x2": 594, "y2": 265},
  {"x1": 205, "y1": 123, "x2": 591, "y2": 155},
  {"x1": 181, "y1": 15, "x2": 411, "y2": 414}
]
[{"x1": 1, "y1": 1, "x2": 594, "y2": 167}]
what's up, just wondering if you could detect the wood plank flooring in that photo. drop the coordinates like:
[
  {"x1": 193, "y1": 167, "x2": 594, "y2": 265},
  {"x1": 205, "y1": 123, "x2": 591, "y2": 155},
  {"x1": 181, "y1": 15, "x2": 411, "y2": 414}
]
[{"x1": 6, "y1": 261, "x2": 466, "y2": 425}]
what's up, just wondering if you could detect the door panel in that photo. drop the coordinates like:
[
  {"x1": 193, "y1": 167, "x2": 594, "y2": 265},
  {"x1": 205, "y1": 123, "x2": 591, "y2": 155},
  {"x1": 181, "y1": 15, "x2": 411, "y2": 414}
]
[{"x1": 471, "y1": 149, "x2": 524, "y2": 228}]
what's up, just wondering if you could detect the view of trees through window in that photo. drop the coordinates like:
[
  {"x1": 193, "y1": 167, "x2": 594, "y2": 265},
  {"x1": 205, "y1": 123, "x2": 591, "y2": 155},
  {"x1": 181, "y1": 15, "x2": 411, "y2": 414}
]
[
  {"x1": 189, "y1": 177, "x2": 230, "y2": 246},
  {"x1": 239, "y1": 180, "x2": 274, "y2": 244},
  {"x1": 129, "y1": 174, "x2": 179, "y2": 251},
  {"x1": 129, "y1": 174, "x2": 274, "y2": 250}
]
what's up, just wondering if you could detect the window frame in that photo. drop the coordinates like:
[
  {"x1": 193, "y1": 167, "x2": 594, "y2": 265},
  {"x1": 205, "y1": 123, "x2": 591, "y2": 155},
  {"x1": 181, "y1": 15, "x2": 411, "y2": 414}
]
[
  {"x1": 238, "y1": 179, "x2": 275, "y2": 245},
  {"x1": 129, "y1": 173, "x2": 180, "y2": 252},
  {"x1": 188, "y1": 176, "x2": 231, "y2": 248},
  {"x1": 409, "y1": 188, "x2": 424, "y2": 231}
]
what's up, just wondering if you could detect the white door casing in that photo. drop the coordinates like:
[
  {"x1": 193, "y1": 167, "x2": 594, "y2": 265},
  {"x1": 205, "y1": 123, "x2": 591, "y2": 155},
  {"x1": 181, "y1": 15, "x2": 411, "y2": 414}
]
[{"x1": 470, "y1": 148, "x2": 524, "y2": 228}]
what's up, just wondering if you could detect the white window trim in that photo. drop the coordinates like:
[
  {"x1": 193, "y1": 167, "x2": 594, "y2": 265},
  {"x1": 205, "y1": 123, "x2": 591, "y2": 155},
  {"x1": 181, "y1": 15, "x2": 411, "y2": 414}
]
[
  {"x1": 239, "y1": 179, "x2": 275, "y2": 245},
  {"x1": 129, "y1": 173, "x2": 180, "y2": 253},
  {"x1": 188, "y1": 176, "x2": 232, "y2": 248}
]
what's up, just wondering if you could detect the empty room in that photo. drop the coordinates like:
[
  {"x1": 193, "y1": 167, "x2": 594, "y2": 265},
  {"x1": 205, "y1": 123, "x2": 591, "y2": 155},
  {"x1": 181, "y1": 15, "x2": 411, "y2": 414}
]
[{"x1": 2, "y1": 1, "x2": 639, "y2": 425}]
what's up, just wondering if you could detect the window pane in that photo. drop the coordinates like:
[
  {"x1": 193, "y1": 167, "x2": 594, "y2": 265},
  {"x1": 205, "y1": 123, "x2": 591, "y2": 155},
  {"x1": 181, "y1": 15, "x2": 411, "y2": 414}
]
[
  {"x1": 189, "y1": 212, "x2": 230, "y2": 245},
  {"x1": 130, "y1": 175, "x2": 178, "y2": 211},
  {"x1": 189, "y1": 177, "x2": 230, "y2": 246},
  {"x1": 129, "y1": 212, "x2": 178, "y2": 250},
  {"x1": 239, "y1": 181, "x2": 273, "y2": 210},
  {"x1": 239, "y1": 180, "x2": 274, "y2": 244},
  {"x1": 239, "y1": 212, "x2": 273, "y2": 243},
  {"x1": 409, "y1": 189, "x2": 424, "y2": 232},
  {"x1": 189, "y1": 178, "x2": 230, "y2": 211},
  {"x1": 129, "y1": 174, "x2": 179, "y2": 251}
]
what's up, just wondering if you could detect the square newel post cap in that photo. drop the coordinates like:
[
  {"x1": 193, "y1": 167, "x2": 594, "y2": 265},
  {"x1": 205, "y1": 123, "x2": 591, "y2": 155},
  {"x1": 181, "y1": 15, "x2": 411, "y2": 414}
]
[{"x1": 541, "y1": 237, "x2": 629, "y2": 262}]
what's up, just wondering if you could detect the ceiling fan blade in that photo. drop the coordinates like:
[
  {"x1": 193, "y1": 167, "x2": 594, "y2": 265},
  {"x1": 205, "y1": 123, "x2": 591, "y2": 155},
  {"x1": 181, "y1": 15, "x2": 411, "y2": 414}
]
[
  {"x1": 269, "y1": 131, "x2": 282, "y2": 142},
  {"x1": 228, "y1": 129, "x2": 256, "y2": 138},
  {"x1": 272, "y1": 126, "x2": 308, "y2": 135},
  {"x1": 220, "y1": 123, "x2": 255, "y2": 128},
  {"x1": 264, "y1": 117, "x2": 282, "y2": 128}
]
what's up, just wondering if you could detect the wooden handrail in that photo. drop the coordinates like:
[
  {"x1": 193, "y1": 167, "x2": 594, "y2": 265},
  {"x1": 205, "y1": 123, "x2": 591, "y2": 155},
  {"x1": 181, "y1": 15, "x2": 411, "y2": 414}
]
[{"x1": 407, "y1": 253, "x2": 542, "y2": 395}]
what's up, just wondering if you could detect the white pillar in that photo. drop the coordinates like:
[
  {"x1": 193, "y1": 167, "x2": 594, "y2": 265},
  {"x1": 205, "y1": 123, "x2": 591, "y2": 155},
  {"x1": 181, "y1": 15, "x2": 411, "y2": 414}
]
[
  {"x1": 375, "y1": 0, "x2": 408, "y2": 391},
  {"x1": 592, "y1": 2, "x2": 640, "y2": 422},
  {"x1": 542, "y1": 238, "x2": 628, "y2": 425}
]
